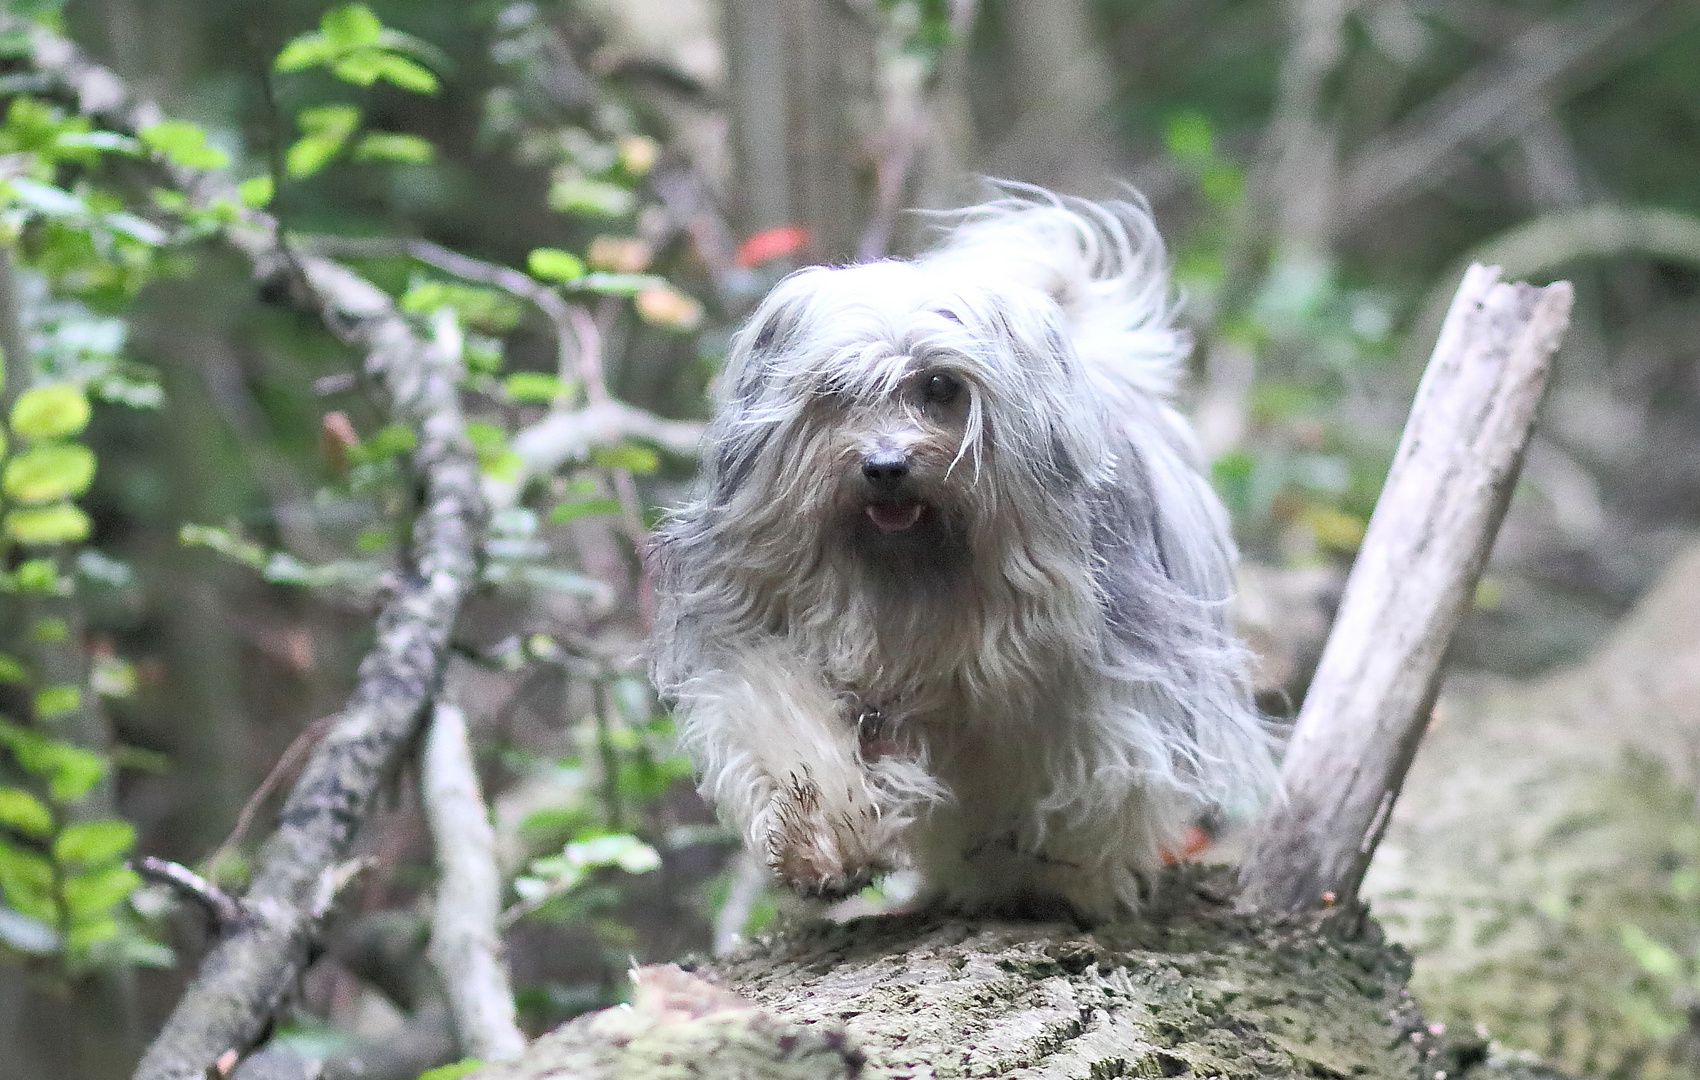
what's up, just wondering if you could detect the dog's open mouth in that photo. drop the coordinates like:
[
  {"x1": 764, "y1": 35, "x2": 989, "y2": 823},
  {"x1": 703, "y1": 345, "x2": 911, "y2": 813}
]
[{"x1": 865, "y1": 501, "x2": 925, "y2": 533}]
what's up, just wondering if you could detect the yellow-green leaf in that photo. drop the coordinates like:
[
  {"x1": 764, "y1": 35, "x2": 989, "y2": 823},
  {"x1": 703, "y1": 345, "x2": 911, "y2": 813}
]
[
  {"x1": 527, "y1": 248, "x2": 585, "y2": 283},
  {"x1": 286, "y1": 105, "x2": 360, "y2": 179},
  {"x1": 33, "y1": 685, "x2": 79, "y2": 720},
  {"x1": 138, "y1": 120, "x2": 229, "y2": 171},
  {"x1": 0, "y1": 654, "x2": 25, "y2": 683},
  {"x1": 352, "y1": 132, "x2": 433, "y2": 164},
  {"x1": 11, "y1": 383, "x2": 91, "y2": 440},
  {"x1": 6, "y1": 504, "x2": 91, "y2": 546},
  {"x1": 321, "y1": 3, "x2": 383, "y2": 47},
  {"x1": 0, "y1": 788, "x2": 52, "y2": 837},
  {"x1": 237, "y1": 175, "x2": 274, "y2": 208},
  {"x1": 503, "y1": 372, "x2": 572, "y2": 403},
  {"x1": 3, "y1": 442, "x2": 96, "y2": 503},
  {"x1": 53, "y1": 820, "x2": 135, "y2": 865}
]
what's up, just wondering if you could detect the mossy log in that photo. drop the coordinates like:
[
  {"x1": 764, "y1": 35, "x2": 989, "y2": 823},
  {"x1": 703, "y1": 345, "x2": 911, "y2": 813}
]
[
  {"x1": 472, "y1": 869, "x2": 1553, "y2": 1080},
  {"x1": 1364, "y1": 541, "x2": 1700, "y2": 1078}
]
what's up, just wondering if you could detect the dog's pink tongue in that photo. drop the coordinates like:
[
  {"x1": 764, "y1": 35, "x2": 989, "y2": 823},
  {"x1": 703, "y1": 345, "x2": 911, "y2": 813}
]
[{"x1": 866, "y1": 502, "x2": 924, "y2": 533}]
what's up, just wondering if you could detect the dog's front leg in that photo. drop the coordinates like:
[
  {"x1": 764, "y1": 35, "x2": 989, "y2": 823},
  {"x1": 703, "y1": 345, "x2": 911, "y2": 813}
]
[{"x1": 677, "y1": 647, "x2": 911, "y2": 898}]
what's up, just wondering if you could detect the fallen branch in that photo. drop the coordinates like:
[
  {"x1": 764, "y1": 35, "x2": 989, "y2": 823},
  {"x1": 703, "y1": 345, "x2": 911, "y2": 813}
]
[
  {"x1": 1236, "y1": 264, "x2": 1573, "y2": 914},
  {"x1": 0, "y1": 21, "x2": 489, "y2": 1080},
  {"x1": 421, "y1": 702, "x2": 526, "y2": 1063}
]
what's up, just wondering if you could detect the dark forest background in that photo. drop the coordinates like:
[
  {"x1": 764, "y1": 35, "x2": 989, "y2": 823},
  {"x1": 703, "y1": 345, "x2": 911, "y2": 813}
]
[{"x1": 2, "y1": 0, "x2": 1700, "y2": 1076}]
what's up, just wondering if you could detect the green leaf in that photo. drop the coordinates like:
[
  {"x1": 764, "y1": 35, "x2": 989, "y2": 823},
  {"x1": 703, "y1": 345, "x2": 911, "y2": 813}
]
[
  {"x1": 550, "y1": 497, "x2": 621, "y2": 524},
  {"x1": 546, "y1": 177, "x2": 634, "y2": 218},
  {"x1": 62, "y1": 864, "x2": 139, "y2": 918},
  {"x1": 0, "y1": 788, "x2": 52, "y2": 837},
  {"x1": 503, "y1": 372, "x2": 572, "y2": 403},
  {"x1": 418, "y1": 1061, "x2": 483, "y2": 1080},
  {"x1": 11, "y1": 383, "x2": 91, "y2": 439},
  {"x1": 139, "y1": 120, "x2": 229, "y2": 171},
  {"x1": 46, "y1": 746, "x2": 105, "y2": 804},
  {"x1": 273, "y1": 35, "x2": 338, "y2": 72},
  {"x1": 53, "y1": 820, "x2": 135, "y2": 865},
  {"x1": 353, "y1": 132, "x2": 433, "y2": 164},
  {"x1": 330, "y1": 49, "x2": 387, "y2": 86},
  {"x1": 5, "y1": 504, "x2": 91, "y2": 546},
  {"x1": 0, "y1": 655, "x2": 25, "y2": 684},
  {"x1": 590, "y1": 443, "x2": 659, "y2": 475},
  {"x1": 321, "y1": 4, "x2": 384, "y2": 48},
  {"x1": 33, "y1": 685, "x2": 79, "y2": 720},
  {"x1": 286, "y1": 105, "x2": 360, "y2": 179},
  {"x1": 367, "y1": 52, "x2": 439, "y2": 94},
  {"x1": 13, "y1": 558, "x2": 62, "y2": 594},
  {"x1": 3, "y1": 442, "x2": 96, "y2": 503},
  {"x1": 464, "y1": 421, "x2": 509, "y2": 466},
  {"x1": 1165, "y1": 111, "x2": 1214, "y2": 164},
  {"x1": 353, "y1": 422, "x2": 416, "y2": 463},
  {"x1": 237, "y1": 175, "x2": 274, "y2": 208},
  {"x1": 0, "y1": 839, "x2": 55, "y2": 922},
  {"x1": 527, "y1": 248, "x2": 585, "y2": 283}
]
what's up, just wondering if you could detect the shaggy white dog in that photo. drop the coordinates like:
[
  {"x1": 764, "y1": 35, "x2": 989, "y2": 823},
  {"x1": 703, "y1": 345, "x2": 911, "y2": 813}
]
[{"x1": 650, "y1": 188, "x2": 1275, "y2": 921}]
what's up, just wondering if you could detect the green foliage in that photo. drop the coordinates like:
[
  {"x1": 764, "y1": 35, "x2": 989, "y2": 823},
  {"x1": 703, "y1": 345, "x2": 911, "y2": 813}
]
[
  {"x1": 138, "y1": 120, "x2": 229, "y2": 171},
  {"x1": 274, "y1": 4, "x2": 442, "y2": 94},
  {"x1": 286, "y1": 104, "x2": 361, "y2": 179}
]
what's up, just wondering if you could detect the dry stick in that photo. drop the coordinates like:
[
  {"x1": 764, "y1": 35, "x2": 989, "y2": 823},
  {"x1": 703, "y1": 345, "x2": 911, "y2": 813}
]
[
  {"x1": 1236, "y1": 264, "x2": 1573, "y2": 915},
  {"x1": 6, "y1": 23, "x2": 491, "y2": 1080},
  {"x1": 421, "y1": 702, "x2": 527, "y2": 1063}
]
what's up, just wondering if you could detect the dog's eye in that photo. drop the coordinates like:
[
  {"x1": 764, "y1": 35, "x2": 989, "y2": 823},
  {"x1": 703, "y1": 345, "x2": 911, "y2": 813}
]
[{"x1": 923, "y1": 372, "x2": 961, "y2": 405}]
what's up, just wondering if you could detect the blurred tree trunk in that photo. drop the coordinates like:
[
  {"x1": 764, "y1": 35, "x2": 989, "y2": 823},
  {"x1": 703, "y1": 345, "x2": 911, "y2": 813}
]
[
  {"x1": 723, "y1": 0, "x2": 880, "y2": 260},
  {"x1": 981, "y1": 0, "x2": 1122, "y2": 191}
]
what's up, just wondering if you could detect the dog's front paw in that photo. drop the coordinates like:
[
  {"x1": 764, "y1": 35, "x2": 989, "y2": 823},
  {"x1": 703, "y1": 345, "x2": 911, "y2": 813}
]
[{"x1": 759, "y1": 770, "x2": 886, "y2": 899}]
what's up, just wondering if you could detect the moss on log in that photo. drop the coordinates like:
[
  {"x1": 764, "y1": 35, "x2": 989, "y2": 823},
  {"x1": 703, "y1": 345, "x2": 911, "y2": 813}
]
[
  {"x1": 1364, "y1": 541, "x2": 1700, "y2": 1078},
  {"x1": 472, "y1": 868, "x2": 1552, "y2": 1080}
]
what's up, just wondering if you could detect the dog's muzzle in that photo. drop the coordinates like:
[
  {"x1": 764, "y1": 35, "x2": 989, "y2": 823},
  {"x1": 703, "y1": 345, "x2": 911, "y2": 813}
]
[{"x1": 860, "y1": 450, "x2": 925, "y2": 532}]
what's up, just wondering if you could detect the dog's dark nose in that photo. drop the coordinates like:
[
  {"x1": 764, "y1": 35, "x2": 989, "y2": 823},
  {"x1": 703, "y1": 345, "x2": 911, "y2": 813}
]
[{"x1": 861, "y1": 451, "x2": 910, "y2": 489}]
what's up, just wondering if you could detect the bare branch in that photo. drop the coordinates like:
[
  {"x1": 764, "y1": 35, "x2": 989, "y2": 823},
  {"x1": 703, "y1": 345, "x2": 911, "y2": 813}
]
[
  {"x1": 421, "y1": 702, "x2": 526, "y2": 1063},
  {"x1": 1237, "y1": 265, "x2": 1573, "y2": 914},
  {"x1": 1335, "y1": 0, "x2": 1677, "y2": 235},
  {"x1": 131, "y1": 857, "x2": 243, "y2": 931}
]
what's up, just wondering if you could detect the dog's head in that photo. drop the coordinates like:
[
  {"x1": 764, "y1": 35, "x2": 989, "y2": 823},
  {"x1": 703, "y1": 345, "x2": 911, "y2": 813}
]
[{"x1": 700, "y1": 261, "x2": 1112, "y2": 593}]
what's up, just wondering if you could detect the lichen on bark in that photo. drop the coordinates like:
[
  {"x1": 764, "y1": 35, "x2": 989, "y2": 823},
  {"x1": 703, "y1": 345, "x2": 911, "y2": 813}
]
[{"x1": 471, "y1": 868, "x2": 1495, "y2": 1080}]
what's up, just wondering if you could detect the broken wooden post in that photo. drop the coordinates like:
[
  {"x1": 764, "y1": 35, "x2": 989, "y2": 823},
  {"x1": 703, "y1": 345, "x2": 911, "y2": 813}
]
[{"x1": 1237, "y1": 263, "x2": 1574, "y2": 914}]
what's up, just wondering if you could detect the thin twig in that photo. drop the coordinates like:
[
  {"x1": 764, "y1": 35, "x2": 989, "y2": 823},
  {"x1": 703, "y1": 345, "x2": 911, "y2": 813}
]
[
  {"x1": 131, "y1": 856, "x2": 244, "y2": 930},
  {"x1": 206, "y1": 714, "x2": 337, "y2": 875}
]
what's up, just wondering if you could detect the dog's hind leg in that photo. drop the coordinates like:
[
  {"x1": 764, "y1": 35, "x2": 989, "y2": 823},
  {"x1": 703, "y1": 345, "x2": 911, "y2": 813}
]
[{"x1": 675, "y1": 644, "x2": 924, "y2": 898}]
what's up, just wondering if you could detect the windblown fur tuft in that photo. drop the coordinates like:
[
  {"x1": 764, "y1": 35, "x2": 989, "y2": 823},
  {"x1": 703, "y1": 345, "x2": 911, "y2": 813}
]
[{"x1": 650, "y1": 185, "x2": 1275, "y2": 921}]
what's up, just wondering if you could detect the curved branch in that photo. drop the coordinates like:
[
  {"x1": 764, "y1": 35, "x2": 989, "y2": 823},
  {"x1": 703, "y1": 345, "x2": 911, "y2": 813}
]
[{"x1": 1406, "y1": 204, "x2": 1700, "y2": 362}]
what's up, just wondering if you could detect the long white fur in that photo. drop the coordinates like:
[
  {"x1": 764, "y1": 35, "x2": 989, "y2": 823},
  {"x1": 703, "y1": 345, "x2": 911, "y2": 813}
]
[{"x1": 650, "y1": 186, "x2": 1276, "y2": 921}]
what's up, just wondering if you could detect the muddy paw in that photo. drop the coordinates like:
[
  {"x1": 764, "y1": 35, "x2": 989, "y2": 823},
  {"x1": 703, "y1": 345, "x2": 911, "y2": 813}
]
[{"x1": 760, "y1": 770, "x2": 887, "y2": 899}]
